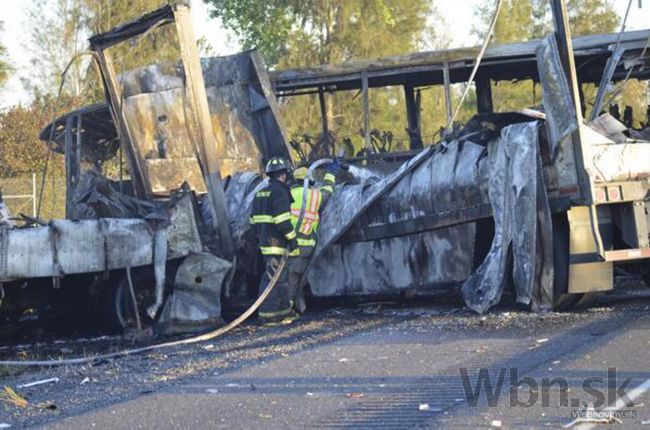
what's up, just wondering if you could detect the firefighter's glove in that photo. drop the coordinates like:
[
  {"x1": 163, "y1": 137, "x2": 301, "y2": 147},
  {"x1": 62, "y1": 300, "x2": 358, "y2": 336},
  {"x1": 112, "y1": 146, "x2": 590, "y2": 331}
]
[
  {"x1": 326, "y1": 159, "x2": 342, "y2": 175},
  {"x1": 288, "y1": 238, "x2": 299, "y2": 255}
]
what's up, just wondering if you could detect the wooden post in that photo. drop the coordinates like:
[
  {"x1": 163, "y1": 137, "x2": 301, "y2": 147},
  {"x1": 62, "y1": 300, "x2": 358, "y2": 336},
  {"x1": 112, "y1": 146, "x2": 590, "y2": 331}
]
[
  {"x1": 475, "y1": 76, "x2": 494, "y2": 114},
  {"x1": 443, "y1": 62, "x2": 453, "y2": 125},
  {"x1": 362, "y1": 72, "x2": 371, "y2": 152},
  {"x1": 404, "y1": 84, "x2": 422, "y2": 149},
  {"x1": 318, "y1": 87, "x2": 329, "y2": 134},
  {"x1": 174, "y1": 4, "x2": 233, "y2": 258}
]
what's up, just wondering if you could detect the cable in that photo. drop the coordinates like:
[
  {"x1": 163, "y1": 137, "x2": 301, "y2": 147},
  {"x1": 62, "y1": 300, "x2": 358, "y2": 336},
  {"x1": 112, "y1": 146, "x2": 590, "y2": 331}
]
[{"x1": 445, "y1": 0, "x2": 503, "y2": 135}]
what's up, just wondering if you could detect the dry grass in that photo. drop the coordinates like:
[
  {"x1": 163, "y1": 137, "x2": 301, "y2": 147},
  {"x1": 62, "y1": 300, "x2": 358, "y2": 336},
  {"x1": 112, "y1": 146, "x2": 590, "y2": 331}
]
[{"x1": 0, "y1": 386, "x2": 28, "y2": 408}]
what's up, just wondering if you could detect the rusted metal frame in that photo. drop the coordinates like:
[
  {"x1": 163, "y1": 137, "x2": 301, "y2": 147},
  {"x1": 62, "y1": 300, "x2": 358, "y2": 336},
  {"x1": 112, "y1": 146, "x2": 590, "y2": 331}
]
[
  {"x1": 475, "y1": 75, "x2": 493, "y2": 114},
  {"x1": 442, "y1": 62, "x2": 452, "y2": 125},
  {"x1": 173, "y1": 5, "x2": 233, "y2": 258},
  {"x1": 93, "y1": 49, "x2": 148, "y2": 198},
  {"x1": 404, "y1": 84, "x2": 423, "y2": 150},
  {"x1": 361, "y1": 72, "x2": 372, "y2": 153},
  {"x1": 318, "y1": 87, "x2": 329, "y2": 134}
]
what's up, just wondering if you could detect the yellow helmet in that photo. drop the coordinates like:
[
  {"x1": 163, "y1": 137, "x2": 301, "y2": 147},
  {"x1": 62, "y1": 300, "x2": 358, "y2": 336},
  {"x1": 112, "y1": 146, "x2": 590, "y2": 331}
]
[{"x1": 293, "y1": 167, "x2": 308, "y2": 180}]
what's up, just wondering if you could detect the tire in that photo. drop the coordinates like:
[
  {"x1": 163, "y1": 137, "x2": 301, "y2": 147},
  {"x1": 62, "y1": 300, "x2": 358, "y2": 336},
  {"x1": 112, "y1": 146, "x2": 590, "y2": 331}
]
[
  {"x1": 102, "y1": 269, "x2": 158, "y2": 331},
  {"x1": 573, "y1": 292, "x2": 602, "y2": 309},
  {"x1": 552, "y1": 212, "x2": 598, "y2": 311},
  {"x1": 552, "y1": 212, "x2": 581, "y2": 311}
]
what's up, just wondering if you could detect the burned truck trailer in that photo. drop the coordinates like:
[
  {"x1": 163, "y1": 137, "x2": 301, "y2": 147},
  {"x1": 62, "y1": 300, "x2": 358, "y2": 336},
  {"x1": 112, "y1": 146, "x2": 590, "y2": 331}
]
[{"x1": 2, "y1": 3, "x2": 650, "y2": 333}]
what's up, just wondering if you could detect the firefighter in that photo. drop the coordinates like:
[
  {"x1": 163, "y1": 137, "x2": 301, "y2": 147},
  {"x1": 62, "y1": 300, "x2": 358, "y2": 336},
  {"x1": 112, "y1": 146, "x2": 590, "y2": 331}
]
[
  {"x1": 250, "y1": 157, "x2": 299, "y2": 325},
  {"x1": 288, "y1": 160, "x2": 340, "y2": 313}
]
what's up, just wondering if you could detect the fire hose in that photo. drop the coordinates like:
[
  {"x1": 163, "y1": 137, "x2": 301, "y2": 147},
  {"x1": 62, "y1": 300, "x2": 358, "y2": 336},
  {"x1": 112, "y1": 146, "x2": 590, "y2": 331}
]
[
  {"x1": 0, "y1": 256, "x2": 288, "y2": 367},
  {"x1": 0, "y1": 159, "x2": 337, "y2": 368}
]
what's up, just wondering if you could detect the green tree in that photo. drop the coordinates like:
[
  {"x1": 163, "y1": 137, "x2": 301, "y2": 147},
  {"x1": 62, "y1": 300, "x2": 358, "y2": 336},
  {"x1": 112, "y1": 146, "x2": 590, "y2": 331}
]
[
  {"x1": 24, "y1": 0, "x2": 88, "y2": 98},
  {"x1": 0, "y1": 21, "x2": 12, "y2": 88},
  {"x1": 472, "y1": 0, "x2": 647, "y2": 121},
  {"x1": 567, "y1": 0, "x2": 618, "y2": 37},
  {"x1": 206, "y1": 0, "x2": 442, "y2": 153}
]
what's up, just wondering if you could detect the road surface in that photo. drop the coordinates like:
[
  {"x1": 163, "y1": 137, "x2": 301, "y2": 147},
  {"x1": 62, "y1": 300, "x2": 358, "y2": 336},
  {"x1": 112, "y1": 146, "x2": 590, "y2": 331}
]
[{"x1": 1, "y1": 290, "x2": 649, "y2": 429}]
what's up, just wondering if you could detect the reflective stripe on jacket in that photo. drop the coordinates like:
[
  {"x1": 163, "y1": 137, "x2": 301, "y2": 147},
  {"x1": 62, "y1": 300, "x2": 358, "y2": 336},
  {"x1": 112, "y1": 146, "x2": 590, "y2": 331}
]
[
  {"x1": 250, "y1": 178, "x2": 298, "y2": 256},
  {"x1": 288, "y1": 172, "x2": 336, "y2": 248}
]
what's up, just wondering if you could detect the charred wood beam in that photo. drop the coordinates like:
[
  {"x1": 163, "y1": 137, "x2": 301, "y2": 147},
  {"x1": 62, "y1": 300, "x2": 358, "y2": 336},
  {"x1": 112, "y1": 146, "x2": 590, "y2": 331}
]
[
  {"x1": 443, "y1": 62, "x2": 452, "y2": 124},
  {"x1": 318, "y1": 87, "x2": 329, "y2": 134},
  {"x1": 362, "y1": 72, "x2": 371, "y2": 153},
  {"x1": 475, "y1": 76, "x2": 493, "y2": 114},
  {"x1": 64, "y1": 115, "x2": 79, "y2": 219},
  {"x1": 404, "y1": 84, "x2": 423, "y2": 149},
  {"x1": 173, "y1": 5, "x2": 233, "y2": 258}
]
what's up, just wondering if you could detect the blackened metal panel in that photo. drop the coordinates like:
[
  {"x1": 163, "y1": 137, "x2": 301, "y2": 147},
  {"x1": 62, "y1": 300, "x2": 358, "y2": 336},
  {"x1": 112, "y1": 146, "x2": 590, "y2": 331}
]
[
  {"x1": 461, "y1": 121, "x2": 550, "y2": 313},
  {"x1": 536, "y1": 36, "x2": 578, "y2": 158},
  {"x1": 203, "y1": 51, "x2": 291, "y2": 166},
  {"x1": 308, "y1": 225, "x2": 476, "y2": 296},
  {"x1": 88, "y1": 5, "x2": 177, "y2": 50}
]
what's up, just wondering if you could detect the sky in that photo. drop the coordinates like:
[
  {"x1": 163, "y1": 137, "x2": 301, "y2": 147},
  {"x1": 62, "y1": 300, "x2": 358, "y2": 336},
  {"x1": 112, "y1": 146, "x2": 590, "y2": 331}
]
[{"x1": 1, "y1": 0, "x2": 649, "y2": 109}]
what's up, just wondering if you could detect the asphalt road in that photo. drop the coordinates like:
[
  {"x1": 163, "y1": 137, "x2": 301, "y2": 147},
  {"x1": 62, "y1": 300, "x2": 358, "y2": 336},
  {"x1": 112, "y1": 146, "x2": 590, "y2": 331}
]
[{"x1": 26, "y1": 293, "x2": 649, "y2": 429}]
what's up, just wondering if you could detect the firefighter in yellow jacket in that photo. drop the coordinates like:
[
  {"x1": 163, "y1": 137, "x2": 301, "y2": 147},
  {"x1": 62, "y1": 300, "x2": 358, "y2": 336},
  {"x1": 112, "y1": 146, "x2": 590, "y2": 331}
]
[{"x1": 288, "y1": 160, "x2": 339, "y2": 313}]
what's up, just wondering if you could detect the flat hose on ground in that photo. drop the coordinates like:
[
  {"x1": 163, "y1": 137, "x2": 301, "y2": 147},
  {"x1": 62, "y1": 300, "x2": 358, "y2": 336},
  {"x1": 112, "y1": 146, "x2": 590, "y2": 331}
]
[
  {"x1": 0, "y1": 256, "x2": 288, "y2": 367},
  {"x1": 0, "y1": 159, "x2": 334, "y2": 367}
]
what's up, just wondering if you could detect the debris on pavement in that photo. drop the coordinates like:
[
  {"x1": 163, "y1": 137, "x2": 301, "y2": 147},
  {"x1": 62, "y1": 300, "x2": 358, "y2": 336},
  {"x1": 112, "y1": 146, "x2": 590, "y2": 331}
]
[
  {"x1": 490, "y1": 419, "x2": 503, "y2": 427},
  {"x1": 563, "y1": 415, "x2": 623, "y2": 428},
  {"x1": 17, "y1": 377, "x2": 60, "y2": 389}
]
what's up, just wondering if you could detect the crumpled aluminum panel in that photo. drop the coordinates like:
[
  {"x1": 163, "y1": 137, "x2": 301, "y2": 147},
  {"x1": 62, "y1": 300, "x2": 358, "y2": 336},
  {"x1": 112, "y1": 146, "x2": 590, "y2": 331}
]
[
  {"x1": 308, "y1": 141, "x2": 489, "y2": 296},
  {"x1": 461, "y1": 121, "x2": 553, "y2": 313},
  {"x1": 158, "y1": 252, "x2": 232, "y2": 335},
  {"x1": 0, "y1": 195, "x2": 202, "y2": 281}
]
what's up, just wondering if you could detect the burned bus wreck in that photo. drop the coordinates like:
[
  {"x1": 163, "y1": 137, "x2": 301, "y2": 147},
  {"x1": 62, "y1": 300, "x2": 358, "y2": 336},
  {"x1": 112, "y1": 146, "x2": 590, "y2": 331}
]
[{"x1": 1, "y1": 3, "x2": 650, "y2": 336}]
